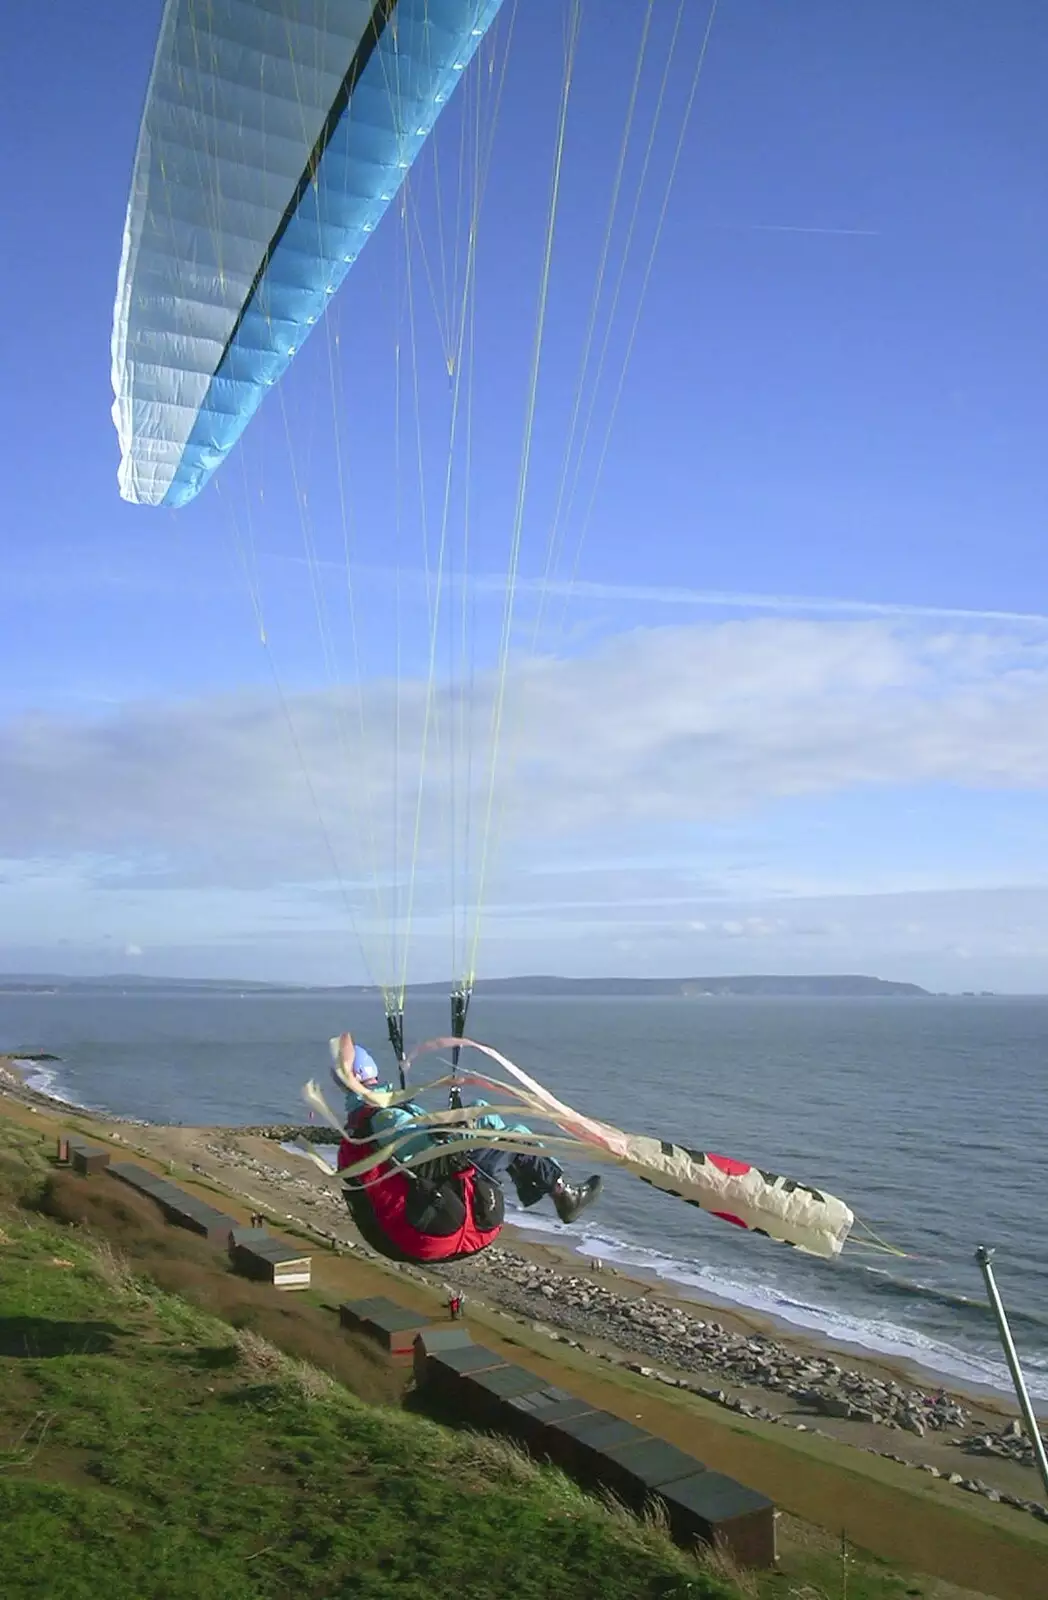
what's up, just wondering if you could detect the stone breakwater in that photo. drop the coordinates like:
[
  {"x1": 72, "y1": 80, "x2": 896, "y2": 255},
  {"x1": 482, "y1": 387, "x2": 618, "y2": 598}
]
[
  {"x1": 958, "y1": 1420, "x2": 1048, "y2": 1472},
  {"x1": 450, "y1": 1245, "x2": 969, "y2": 1430},
  {"x1": 202, "y1": 1138, "x2": 1048, "y2": 1524}
]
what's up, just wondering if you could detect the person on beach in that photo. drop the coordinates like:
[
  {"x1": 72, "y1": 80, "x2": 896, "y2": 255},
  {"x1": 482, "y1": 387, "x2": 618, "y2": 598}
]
[{"x1": 333, "y1": 1035, "x2": 602, "y2": 1263}]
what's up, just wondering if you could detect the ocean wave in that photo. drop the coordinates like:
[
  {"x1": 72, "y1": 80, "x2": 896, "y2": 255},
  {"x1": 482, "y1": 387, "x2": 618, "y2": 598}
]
[
  {"x1": 502, "y1": 1199, "x2": 1048, "y2": 1399},
  {"x1": 281, "y1": 1141, "x2": 340, "y2": 1168},
  {"x1": 859, "y1": 1262, "x2": 1048, "y2": 1336},
  {"x1": 10, "y1": 1058, "x2": 88, "y2": 1109},
  {"x1": 9, "y1": 1058, "x2": 112, "y2": 1119}
]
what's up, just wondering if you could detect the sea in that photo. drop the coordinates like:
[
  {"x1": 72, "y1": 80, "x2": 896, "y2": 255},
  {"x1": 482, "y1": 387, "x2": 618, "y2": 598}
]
[{"x1": 3, "y1": 988, "x2": 1047, "y2": 1401}]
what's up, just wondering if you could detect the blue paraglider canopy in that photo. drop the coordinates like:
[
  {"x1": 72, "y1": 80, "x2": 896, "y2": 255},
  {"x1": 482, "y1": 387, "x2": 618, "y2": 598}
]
[{"x1": 111, "y1": 0, "x2": 505, "y2": 509}]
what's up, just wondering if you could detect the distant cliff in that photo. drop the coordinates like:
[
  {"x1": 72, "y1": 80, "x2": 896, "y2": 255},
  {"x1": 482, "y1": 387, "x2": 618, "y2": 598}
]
[
  {"x1": 0, "y1": 972, "x2": 929, "y2": 997},
  {"x1": 457, "y1": 974, "x2": 929, "y2": 998}
]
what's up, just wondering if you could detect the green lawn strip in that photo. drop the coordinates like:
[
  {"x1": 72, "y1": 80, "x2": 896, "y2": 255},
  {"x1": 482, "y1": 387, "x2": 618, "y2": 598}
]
[
  {"x1": 757, "y1": 1526, "x2": 935, "y2": 1600},
  {"x1": 1, "y1": 1174, "x2": 735, "y2": 1600},
  {"x1": 486, "y1": 1310, "x2": 1048, "y2": 1550}
]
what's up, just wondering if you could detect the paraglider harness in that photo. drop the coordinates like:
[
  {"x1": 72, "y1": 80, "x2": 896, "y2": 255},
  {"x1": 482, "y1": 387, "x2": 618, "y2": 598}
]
[
  {"x1": 336, "y1": 985, "x2": 505, "y2": 1260},
  {"x1": 338, "y1": 1102, "x2": 505, "y2": 1262},
  {"x1": 337, "y1": 999, "x2": 504, "y2": 1262}
]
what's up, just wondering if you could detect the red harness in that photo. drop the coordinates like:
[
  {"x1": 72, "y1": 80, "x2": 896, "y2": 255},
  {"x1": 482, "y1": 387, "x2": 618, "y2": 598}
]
[{"x1": 337, "y1": 1104, "x2": 504, "y2": 1262}]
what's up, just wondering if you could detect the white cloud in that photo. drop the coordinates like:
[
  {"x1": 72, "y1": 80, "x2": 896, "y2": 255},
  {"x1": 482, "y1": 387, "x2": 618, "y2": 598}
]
[
  {"x1": 2, "y1": 617, "x2": 1048, "y2": 881},
  {"x1": 3, "y1": 614, "x2": 1048, "y2": 984},
  {"x1": 718, "y1": 917, "x2": 785, "y2": 938}
]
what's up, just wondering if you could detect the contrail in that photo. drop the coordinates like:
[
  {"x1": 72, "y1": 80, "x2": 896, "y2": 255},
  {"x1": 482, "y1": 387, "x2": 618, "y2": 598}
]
[
  {"x1": 706, "y1": 221, "x2": 880, "y2": 238},
  {"x1": 507, "y1": 577, "x2": 1048, "y2": 628},
  {"x1": 261, "y1": 556, "x2": 1048, "y2": 628}
]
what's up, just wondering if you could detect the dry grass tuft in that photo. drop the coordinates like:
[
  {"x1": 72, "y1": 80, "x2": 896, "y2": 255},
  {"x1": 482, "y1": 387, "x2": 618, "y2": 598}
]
[
  {"x1": 451, "y1": 1428, "x2": 544, "y2": 1487},
  {"x1": 593, "y1": 1482, "x2": 640, "y2": 1529},
  {"x1": 233, "y1": 1331, "x2": 339, "y2": 1403},
  {"x1": 233, "y1": 1327, "x2": 287, "y2": 1382},
  {"x1": 694, "y1": 1540, "x2": 761, "y2": 1600},
  {"x1": 82, "y1": 1236, "x2": 144, "y2": 1299},
  {"x1": 0, "y1": 1410, "x2": 57, "y2": 1474},
  {"x1": 293, "y1": 1360, "x2": 337, "y2": 1402},
  {"x1": 637, "y1": 1492, "x2": 672, "y2": 1537}
]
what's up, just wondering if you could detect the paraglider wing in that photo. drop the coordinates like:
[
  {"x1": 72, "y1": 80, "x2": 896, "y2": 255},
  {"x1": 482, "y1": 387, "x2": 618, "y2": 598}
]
[
  {"x1": 606, "y1": 1137, "x2": 854, "y2": 1257},
  {"x1": 111, "y1": 0, "x2": 505, "y2": 509}
]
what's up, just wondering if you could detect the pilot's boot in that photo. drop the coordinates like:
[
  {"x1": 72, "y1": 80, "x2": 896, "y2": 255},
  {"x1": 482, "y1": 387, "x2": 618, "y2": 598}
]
[{"x1": 551, "y1": 1174, "x2": 603, "y2": 1225}]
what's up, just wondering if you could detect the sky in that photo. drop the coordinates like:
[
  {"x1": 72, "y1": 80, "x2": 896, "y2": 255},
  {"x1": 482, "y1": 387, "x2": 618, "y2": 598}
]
[{"x1": 2, "y1": 0, "x2": 1048, "y2": 991}]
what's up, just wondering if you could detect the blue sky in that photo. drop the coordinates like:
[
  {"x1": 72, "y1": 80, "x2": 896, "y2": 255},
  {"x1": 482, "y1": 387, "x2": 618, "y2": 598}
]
[{"x1": 3, "y1": 0, "x2": 1048, "y2": 991}]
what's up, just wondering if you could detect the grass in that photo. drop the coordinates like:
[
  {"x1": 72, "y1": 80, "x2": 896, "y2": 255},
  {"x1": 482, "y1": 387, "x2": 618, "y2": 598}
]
[
  {"x1": 0, "y1": 1121, "x2": 737, "y2": 1600},
  {"x1": 0, "y1": 1113, "x2": 1002, "y2": 1600}
]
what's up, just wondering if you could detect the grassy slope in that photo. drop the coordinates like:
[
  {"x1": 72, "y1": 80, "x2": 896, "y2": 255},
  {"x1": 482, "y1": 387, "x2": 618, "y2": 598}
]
[
  {"x1": 1, "y1": 1120, "x2": 740, "y2": 1600},
  {"x1": 0, "y1": 1112, "x2": 1020, "y2": 1600}
]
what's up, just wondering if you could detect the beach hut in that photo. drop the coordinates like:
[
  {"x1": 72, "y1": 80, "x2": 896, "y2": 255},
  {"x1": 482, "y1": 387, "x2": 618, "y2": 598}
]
[
  {"x1": 69, "y1": 1139, "x2": 111, "y2": 1176},
  {"x1": 228, "y1": 1226, "x2": 312, "y2": 1290},
  {"x1": 339, "y1": 1296, "x2": 433, "y2": 1362}
]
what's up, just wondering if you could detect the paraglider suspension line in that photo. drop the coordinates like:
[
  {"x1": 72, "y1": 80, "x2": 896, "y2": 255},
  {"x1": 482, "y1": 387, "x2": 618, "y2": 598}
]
[
  {"x1": 385, "y1": 1007, "x2": 407, "y2": 1091},
  {"x1": 450, "y1": 984, "x2": 472, "y2": 1071}
]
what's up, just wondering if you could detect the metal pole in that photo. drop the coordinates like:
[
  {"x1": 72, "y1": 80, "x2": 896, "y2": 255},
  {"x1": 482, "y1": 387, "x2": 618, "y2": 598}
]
[{"x1": 974, "y1": 1245, "x2": 1048, "y2": 1502}]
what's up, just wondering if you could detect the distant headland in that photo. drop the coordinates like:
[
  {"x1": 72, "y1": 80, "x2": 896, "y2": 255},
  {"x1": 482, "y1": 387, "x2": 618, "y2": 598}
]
[{"x1": 0, "y1": 972, "x2": 930, "y2": 998}]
